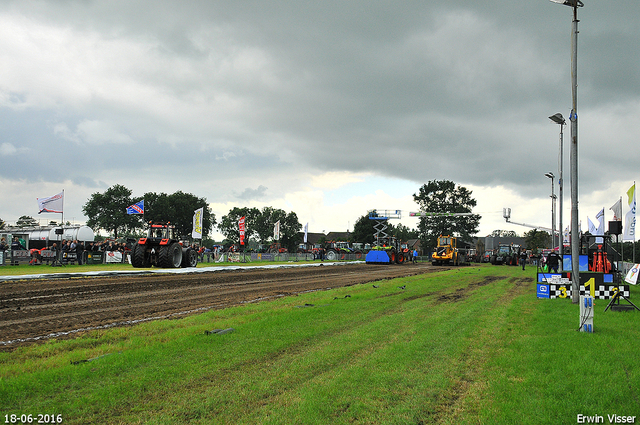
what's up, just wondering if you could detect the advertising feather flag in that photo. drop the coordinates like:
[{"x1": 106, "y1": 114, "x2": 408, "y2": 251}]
[
  {"x1": 274, "y1": 221, "x2": 281, "y2": 241},
  {"x1": 624, "y1": 183, "x2": 636, "y2": 241},
  {"x1": 239, "y1": 216, "x2": 246, "y2": 245},
  {"x1": 192, "y1": 207, "x2": 203, "y2": 239}
]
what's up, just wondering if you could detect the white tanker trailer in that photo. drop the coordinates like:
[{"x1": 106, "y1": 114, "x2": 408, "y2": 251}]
[{"x1": 1, "y1": 225, "x2": 95, "y2": 250}]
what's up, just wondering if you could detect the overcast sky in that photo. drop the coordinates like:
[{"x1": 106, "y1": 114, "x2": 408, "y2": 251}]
[{"x1": 1, "y1": 0, "x2": 638, "y2": 241}]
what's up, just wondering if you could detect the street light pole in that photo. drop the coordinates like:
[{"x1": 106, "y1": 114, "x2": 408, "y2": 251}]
[
  {"x1": 549, "y1": 113, "x2": 566, "y2": 269},
  {"x1": 545, "y1": 172, "x2": 556, "y2": 249},
  {"x1": 550, "y1": 0, "x2": 582, "y2": 303}
]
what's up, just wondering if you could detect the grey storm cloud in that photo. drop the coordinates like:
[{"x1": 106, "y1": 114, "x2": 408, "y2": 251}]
[
  {"x1": 235, "y1": 185, "x2": 268, "y2": 201},
  {"x1": 0, "y1": 0, "x2": 638, "y2": 233}
]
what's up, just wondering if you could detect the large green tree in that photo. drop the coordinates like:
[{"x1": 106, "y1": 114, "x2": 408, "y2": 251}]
[
  {"x1": 413, "y1": 180, "x2": 481, "y2": 253},
  {"x1": 523, "y1": 229, "x2": 551, "y2": 253},
  {"x1": 394, "y1": 223, "x2": 419, "y2": 241},
  {"x1": 16, "y1": 216, "x2": 38, "y2": 228},
  {"x1": 142, "y1": 191, "x2": 215, "y2": 239},
  {"x1": 351, "y1": 214, "x2": 378, "y2": 244},
  {"x1": 218, "y1": 207, "x2": 260, "y2": 245},
  {"x1": 83, "y1": 185, "x2": 142, "y2": 238},
  {"x1": 270, "y1": 209, "x2": 302, "y2": 252}
]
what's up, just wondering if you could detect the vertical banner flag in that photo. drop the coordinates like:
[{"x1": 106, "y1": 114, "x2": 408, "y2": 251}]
[
  {"x1": 624, "y1": 183, "x2": 636, "y2": 241},
  {"x1": 126, "y1": 200, "x2": 144, "y2": 215},
  {"x1": 304, "y1": 223, "x2": 308, "y2": 243},
  {"x1": 239, "y1": 216, "x2": 246, "y2": 245},
  {"x1": 595, "y1": 208, "x2": 605, "y2": 233},
  {"x1": 563, "y1": 224, "x2": 570, "y2": 246},
  {"x1": 192, "y1": 207, "x2": 203, "y2": 239},
  {"x1": 610, "y1": 198, "x2": 622, "y2": 221},
  {"x1": 595, "y1": 207, "x2": 604, "y2": 243},
  {"x1": 274, "y1": 221, "x2": 281, "y2": 241},
  {"x1": 37, "y1": 191, "x2": 64, "y2": 214}
]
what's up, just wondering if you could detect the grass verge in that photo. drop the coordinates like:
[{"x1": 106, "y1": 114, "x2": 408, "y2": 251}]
[{"x1": 1, "y1": 265, "x2": 638, "y2": 424}]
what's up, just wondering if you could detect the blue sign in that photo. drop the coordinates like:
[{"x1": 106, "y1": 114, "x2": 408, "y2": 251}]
[{"x1": 537, "y1": 284, "x2": 550, "y2": 299}]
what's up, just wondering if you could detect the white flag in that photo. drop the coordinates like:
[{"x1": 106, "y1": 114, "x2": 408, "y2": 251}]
[
  {"x1": 37, "y1": 191, "x2": 64, "y2": 214},
  {"x1": 304, "y1": 223, "x2": 308, "y2": 243},
  {"x1": 588, "y1": 217, "x2": 598, "y2": 235},
  {"x1": 624, "y1": 183, "x2": 636, "y2": 241},
  {"x1": 625, "y1": 264, "x2": 640, "y2": 285},
  {"x1": 192, "y1": 207, "x2": 203, "y2": 239},
  {"x1": 610, "y1": 198, "x2": 622, "y2": 221}
]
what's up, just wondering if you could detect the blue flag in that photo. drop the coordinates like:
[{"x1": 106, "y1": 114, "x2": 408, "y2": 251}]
[{"x1": 126, "y1": 200, "x2": 144, "y2": 215}]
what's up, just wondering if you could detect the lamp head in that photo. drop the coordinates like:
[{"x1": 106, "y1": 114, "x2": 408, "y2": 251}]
[
  {"x1": 545, "y1": 172, "x2": 555, "y2": 179},
  {"x1": 549, "y1": 113, "x2": 566, "y2": 125},
  {"x1": 549, "y1": 0, "x2": 584, "y2": 7}
]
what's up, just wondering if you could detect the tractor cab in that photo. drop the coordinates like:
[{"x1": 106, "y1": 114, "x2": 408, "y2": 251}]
[{"x1": 146, "y1": 223, "x2": 175, "y2": 241}]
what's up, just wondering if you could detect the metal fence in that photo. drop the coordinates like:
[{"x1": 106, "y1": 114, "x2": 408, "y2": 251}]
[{"x1": 1, "y1": 249, "x2": 431, "y2": 266}]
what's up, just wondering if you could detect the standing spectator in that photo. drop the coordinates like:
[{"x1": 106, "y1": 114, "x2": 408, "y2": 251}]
[
  {"x1": 547, "y1": 249, "x2": 560, "y2": 273},
  {"x1": 0, "y1": 237, "x2": 8, "y2": 252},
  {"x1": 11, "y1": 237, "x2": 26, "y2": 251},
  {"x1": 412, "y1": 249, "x2": 418, "y2": 264},
  {"x1": 75, "y1": 240, "x2": 84, "y2": 265},
  {"x1": 519, "y1": 249, "x2": 527, "y2": 270}
]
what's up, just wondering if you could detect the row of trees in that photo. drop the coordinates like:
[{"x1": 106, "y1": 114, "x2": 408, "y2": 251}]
[
  {"x1": 82, "y1": 185, "x2": 215, "y2": 240},
  {"x1": 217, "y1": 207, "x2": 301, "y2": 250},
  {"x1": 2, "y1": 180, "x2": 484, "y2": 254}
]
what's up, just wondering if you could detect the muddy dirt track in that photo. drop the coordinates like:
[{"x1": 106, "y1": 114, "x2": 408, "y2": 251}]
[{"x1": 0, "y1": 263, "x2": 443, "y2": 350}]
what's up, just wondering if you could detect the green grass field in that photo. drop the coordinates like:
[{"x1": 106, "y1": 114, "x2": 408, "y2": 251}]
[{"x1": 1, "y1": 265, "x2": 638, "y2": 424}]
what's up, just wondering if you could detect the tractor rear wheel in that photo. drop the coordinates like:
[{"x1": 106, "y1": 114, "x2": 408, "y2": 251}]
[
  {"x1": 388, "y1": 248, "x2": 397, "y2": 263},
  {"x1": 325, "y1": 249, "x2": 337, "y2": 261},
  {"x1": 131, "y1": 243, "x2": 149, "y2": 268},
  {"x1": 159, "y1": 242, "x2": 182, "y2": 268},
  {"x1": 182, "y1": 247, "x2": 198, "y2": 268}
]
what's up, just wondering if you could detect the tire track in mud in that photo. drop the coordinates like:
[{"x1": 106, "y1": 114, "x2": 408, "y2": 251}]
[{"x1": 0, "y1": 263, "x2": 441, "y2": 349}]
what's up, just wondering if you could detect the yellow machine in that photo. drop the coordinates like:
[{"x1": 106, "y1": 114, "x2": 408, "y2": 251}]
[{"x1": 431, "y1": 235, "x2": 460, "y2": 266}]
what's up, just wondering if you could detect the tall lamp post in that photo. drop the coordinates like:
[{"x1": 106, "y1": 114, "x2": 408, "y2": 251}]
[
  {"x1": 550, "y1": 0, "x2": 582, "y2": 303},
  {"x1": 545, "y1": 172, "x2": 557, "y2": 250},
  {"x1": 550, "y1": 112, "x2": 566, "y2": 268}
]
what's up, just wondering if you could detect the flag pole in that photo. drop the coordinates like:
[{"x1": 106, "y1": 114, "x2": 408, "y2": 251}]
[{"x1": 621, "y1": 196, "x2": 624, "y2": 268}]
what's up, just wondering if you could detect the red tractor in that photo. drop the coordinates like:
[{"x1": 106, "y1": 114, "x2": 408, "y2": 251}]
[{"x1": 131, "y1": 222, "x2": 198, "y2": 268}]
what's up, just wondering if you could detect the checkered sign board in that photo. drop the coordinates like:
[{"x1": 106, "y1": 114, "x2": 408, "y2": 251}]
[
  {"x1": 541, "y1": 283, "x2": 630, "y2": 299},
  {"x1": 537, "y1": 272, "x2": 630, "y2": 300}
]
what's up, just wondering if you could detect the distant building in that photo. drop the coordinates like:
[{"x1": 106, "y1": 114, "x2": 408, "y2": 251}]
[
  {"x1": 484, "y1": 236, "x2": 526, "y2": 251},
  {"x1": 325, "y1": 231, "x2": 350, "y2": 241}
]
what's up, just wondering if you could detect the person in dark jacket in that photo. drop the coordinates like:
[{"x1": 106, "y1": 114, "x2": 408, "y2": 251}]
[
  {"x1": 519, "y1": 249, "x2": 527, "y2": 270},
  {"x1": 75, "y1": 240, "x2": 84, "y2": 265},
  {"x1": 547, "y1": 250, "x2": 560, "y2": 273}
]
